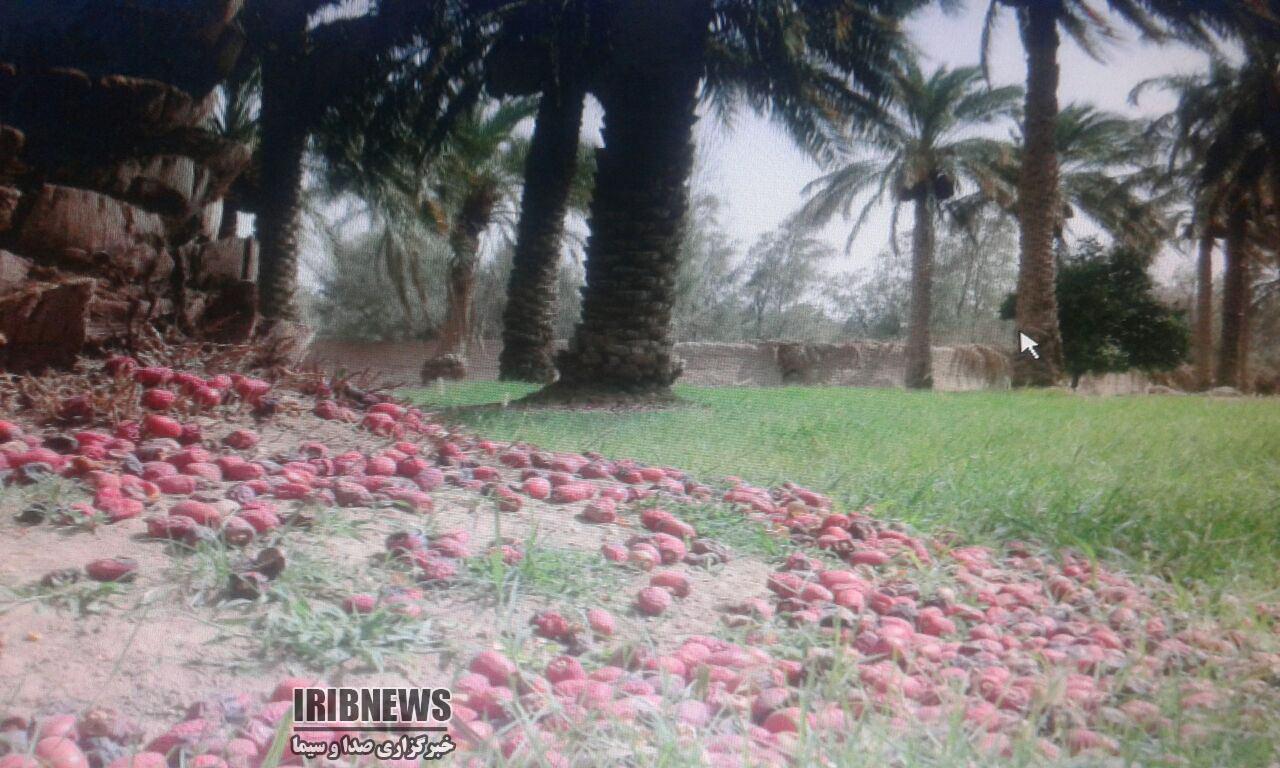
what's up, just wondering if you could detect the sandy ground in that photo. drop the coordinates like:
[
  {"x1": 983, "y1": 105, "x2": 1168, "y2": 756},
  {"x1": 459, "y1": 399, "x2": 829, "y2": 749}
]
[{"x1": 0, "y1": 406, "x2": 769, "y2": 738}]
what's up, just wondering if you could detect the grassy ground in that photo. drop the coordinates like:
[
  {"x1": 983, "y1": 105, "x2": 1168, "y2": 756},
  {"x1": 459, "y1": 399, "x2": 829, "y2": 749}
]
[{"x1": 406, "y1": 383, "x2": 1280, "y2": 594}]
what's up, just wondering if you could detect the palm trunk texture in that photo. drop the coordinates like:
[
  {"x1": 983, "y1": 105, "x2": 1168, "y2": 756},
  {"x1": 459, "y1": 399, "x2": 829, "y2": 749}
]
[
  {"x1": 905, "y1": 197, "x2": 935, "y2": 389},
  {"x1": 1194, "y1": 232, "x2": 1214, "y2": 390},
  {"x1": 498, "y1": 79, "x2": 587, "y2": 382},
  {"x1": 1011, "y1": 3, "x2": 1066, "y2": 386},
  {"x1": 1218, "y1": 205, "x2": 1251, "y2": 390},
  {"x1": 547, "y1": 1, "x2": 711, "y2": 397}
]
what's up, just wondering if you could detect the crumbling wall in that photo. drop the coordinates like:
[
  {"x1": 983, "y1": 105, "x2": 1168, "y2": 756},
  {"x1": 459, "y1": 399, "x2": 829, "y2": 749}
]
[{"x1": 0, "y1": 0, "x2": 254, "y2": 372}]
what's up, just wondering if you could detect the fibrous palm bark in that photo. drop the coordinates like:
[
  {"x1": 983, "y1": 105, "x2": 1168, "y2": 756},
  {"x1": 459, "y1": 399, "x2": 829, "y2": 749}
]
[
  {"x1": 498, "y1": 78, "x2": 587, "y2": 382},
  {"x1": 548, "y1": 1, "x2": 711, "y2": 397},
  {"x1": 1194, "y1": 230, "x2": 1215, "y2": 389},
  {"x1": 905, "y1": 196, "x2": 935, "y2": 389},
  {"x1": 437, "y1": 189, "x2": 497, "y2": 357},
  {"x1": 252, "y1": 6, "x2": 308, "y2": 323},
  {"x1": 1011, "y1": 2, "x2": 1066, "y2": 386},
  {"x1": 1217, "y1": 204, "x2": 1251, "y2": 389}
]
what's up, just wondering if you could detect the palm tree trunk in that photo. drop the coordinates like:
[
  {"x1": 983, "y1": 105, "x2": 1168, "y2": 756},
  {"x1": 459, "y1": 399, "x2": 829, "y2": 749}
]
[
  {"x1": 1194, "y1": 231, "x2": 1214, "y2": 389},
  {"x1": 545, "y1": 1, "x2": 711, "y2": 398},
  {"x1": 1217, "y1": 205, "x2": 1251, "y2": 390},
  {"x1": 498, "y1": 78, "x2": 587, "y2": 382},
  {"x1": 254, "y1": 13, "x2": 309, "y2": 325},
  {"x1": 437, "y1": 256, "x2": 476, "y2": 358},
  {"x1": 1011, "y1": 3, "x2": 1065, "y2": 387},
  {"x1": 436, "y1": 193, "x2": 495, "y2": 358},
  {"x1": 905, "y1": 197, "x2": 935, "y2": 389}
]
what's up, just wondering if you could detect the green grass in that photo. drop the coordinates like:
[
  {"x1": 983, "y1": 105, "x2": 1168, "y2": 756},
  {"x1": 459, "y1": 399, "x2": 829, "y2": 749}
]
[
  {"x1": 463, "y1": 541, "x2": 628, "y2": 607},
  {"x1": 406, "y1": 383, "x2": 1280, "y2": 592}
]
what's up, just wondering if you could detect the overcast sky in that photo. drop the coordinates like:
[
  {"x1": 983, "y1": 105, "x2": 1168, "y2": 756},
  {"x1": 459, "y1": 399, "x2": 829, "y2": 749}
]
[{"x1": 655, "y1": 3, "x2": 1215, "y2": 278}]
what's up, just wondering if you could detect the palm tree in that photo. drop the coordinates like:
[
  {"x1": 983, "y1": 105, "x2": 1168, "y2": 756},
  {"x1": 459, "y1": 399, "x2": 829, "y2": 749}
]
[
  {"x1": 966, "y1": 103, "x2": 1178, "y2": 255},
  {"x1": 1048, "y1": 105, "x2": 1174, "y2": 252},
  {"x1": 431, "y1": 102, "x2": 538, "y2": 357},
  {"x1": 795, "y1": 62, "x2": 1021, "y2": 388},
  {"x1": 317, "y1": 100, "x2": 537, "y2": 358},
  {"x1": 980, "y1": 0, "x2": 1259, "y2": 387},
  {"x1": 487, "y1": 0, "x2": 594, "y2": 383},
  {"x1": 1136, "y1": 62, "x2": 1237, "y2": 389},
  {"x1": 1139, "y1": 41, "x2": 1280, "y2": 390},
  {"x1": 1198, "y1": 42, "x2": 1280, "y2": 391},
  {"x1": 239, "y1": 0, "x2": 492, "y2": 326},
  {"x1": 535, "y1": 0, "x2": 922, "y2": 399},
  {"x1": 243, "y1": 0, "x2": 311, "y2": 324}
]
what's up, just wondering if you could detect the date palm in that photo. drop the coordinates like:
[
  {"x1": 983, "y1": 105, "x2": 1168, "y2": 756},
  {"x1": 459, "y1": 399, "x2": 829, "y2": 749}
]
[
  {"x1": 1136, "y1": 61, "x2": 1238, "y2": 389},
  {"x1": 1190, "y1": 48, "x2": 1278, "y2": 389},
  {"x1": 1138, "y1": 35, "x2": 1280, "y2": 390},
  {"x1": 537, "y1": 0, "x2": 924, "y2": 399},
  {"x1": 794, "y1": 62, "x2": 1021, "y2": 389},
  {"x1": 968, "y1": 103, "x2": 1173, "y2": 254},
  {"x1": 1198, "y1": 47, "x2": 1280, "y2": 390},
  {"x1": 489, "y1": 0, "x2": 595, "y2": 382},
  {"x1": 980, "y1": 0, "x2": 1259, "y2": 387},
  {"x1": 1051, "y1": 106, "x2": 1173, "y2": 252},
  {"x1": 241, "y1": 0, "x2": 491, "y2": 326},
  {"x1": 317, "y1": 100, "x2": 538, "y2": 358}
]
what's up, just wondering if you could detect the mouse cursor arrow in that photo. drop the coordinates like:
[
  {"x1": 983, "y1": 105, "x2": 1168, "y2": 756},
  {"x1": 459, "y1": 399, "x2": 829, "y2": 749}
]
[{"x1": 1018, "y1": 332, "x2": 1041, "y2": 360}]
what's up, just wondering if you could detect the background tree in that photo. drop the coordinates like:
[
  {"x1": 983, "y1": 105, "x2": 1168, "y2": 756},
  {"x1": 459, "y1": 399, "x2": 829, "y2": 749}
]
[
  {"x1": 1001, "y1": 239, "x2": 1189, "y2": 387},
  {"x1": 1135, "y1": 64, "x2": 1234, "y2": 390},
  {"x1": 980, "y1": 0, "x2": 1248, "y2": 387},
  {"x1": 935, "y1": 209, "x2": 1021, "y2": 334},
  {"x1": 317, "y1": 99, "x2": 537, "y2": 359},
  {"x1": 742, "y1": 226, "x2": 834, "y2": 340},
  {"x1": 794, "y1": 61, "x2": 1020, "y2": 388},
  {"x1": 311, "y1": 228, "x2": 446, "y2": 341},
  {"x1": 672, "y1": 190, "x2": 746, "y2": 343},
  {"x1": 830, "y1": 209, "x2": 1018, "y2": 346}
]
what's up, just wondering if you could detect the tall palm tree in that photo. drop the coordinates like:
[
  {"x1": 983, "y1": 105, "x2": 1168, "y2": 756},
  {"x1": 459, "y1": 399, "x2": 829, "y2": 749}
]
[
  {"x1": 980, "y1": 0, "x2": 1258, "y2": 387},
  {"x1": 1039, "y1": 104, "x2": 1172, "y2": 252},
  {"x1": 536, "y1": 0, "x2": 922, "y2": 399},
  {"x1": 1198, "y1": 41, "x2": 1280, "y2": 390},
  {"x1": 794, "y1": 62, "x2": 1021, "y2": 388},
  {"x1": 1135, "y1": 62, "x2": 1237, "y2": 389},
  {"x1": 488, "y1": 1, "x2": 595, "y2": 383},
  {"x1": 431, "y1": 102, "x2": 538, "y2": 357},
  {"x1": 955, "y1": 103, "x2": 1174, "y2": 252},
  {"x1": 239, "y1": 0, "x2": 492, "y2": 326},
  {"x1": 243, "y1": 0, "x2": 311, "y2": 324},
  {"x1": 1139, "y1": 41, "x2": 1280, "y2": 390}
]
